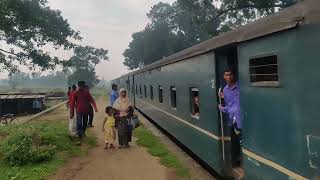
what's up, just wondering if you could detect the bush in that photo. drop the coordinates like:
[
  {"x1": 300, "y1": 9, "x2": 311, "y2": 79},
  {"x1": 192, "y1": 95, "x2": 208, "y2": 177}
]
[{"x1": 0, "y1": 131, "x2": 56, "y2": 166}]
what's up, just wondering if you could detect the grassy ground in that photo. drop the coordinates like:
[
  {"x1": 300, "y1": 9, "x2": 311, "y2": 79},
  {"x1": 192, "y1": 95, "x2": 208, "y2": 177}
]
[
  {"x1": 91, "y1": 87, "x2": 108, "y2": 101},
  {"x1": 45, "y1": 100, "x2": 65, "y2": 109},
  {"x1": 0, "y1": 113, "x2": 96, "y2": 180},
  {"x1": 133, "y1": 125, "x2": 190, "y2": 178}
]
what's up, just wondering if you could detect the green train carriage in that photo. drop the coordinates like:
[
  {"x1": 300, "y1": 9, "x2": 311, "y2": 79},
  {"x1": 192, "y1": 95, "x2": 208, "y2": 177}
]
[{"x1": 112, "y1": 0, "x2": 320, "y2": 179}]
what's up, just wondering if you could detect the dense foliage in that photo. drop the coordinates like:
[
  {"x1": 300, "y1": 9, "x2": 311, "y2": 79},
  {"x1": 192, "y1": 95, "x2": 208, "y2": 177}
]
[
  {"x1": 123, "y1": 0, "x2": 297, "y2": 70},
  {"x1": 67, "y1": 46, "x2": 108, "y2": 88},
  {"x1": 0, "y1": 131, "x2": 56, "y2": 166},
  {"x1": 0, "y1": 0, "x2": 109, "y2": 88},
  {"x1": 0, "y1": 118, "x2": 96, "y2": 179},
  {"x1": 0, "y1": 0, "x2": 82, "y2": 74},
  {"x1": 218, "y1": 0, "x2": 297, "y2": 31},
  {"x1": 0, "y1": 71, "x2": 68, "y2": 89},
  {"x1": 123, "y1": 0, "x2": 220, "y2": 70},
  {"x1": 1, "y1": 46, "x2": 109, "y2": 89}
]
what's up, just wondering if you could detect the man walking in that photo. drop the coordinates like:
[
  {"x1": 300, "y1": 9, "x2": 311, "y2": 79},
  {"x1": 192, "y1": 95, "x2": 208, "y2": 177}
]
[
  {"x1": 110, "y1": 84, "x2": 118, "y2": 106},
  {"x1": 85, "y1": 85, "x2": 94, "y2": 128},
  {"x1": 70, "y1": 81, "x2": 98, "y2": 145},
  {"x1": 218, "y1": 69, "x2": 242, "y2": 167}
]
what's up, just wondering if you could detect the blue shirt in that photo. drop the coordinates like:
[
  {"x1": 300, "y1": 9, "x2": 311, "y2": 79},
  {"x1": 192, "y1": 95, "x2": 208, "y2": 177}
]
[
  {"x1": 219, "y1": 82, "x2": 242, "y2": 129},
  {"x1": 110, "y1": 90, "x2": 118, "y2": 106}
]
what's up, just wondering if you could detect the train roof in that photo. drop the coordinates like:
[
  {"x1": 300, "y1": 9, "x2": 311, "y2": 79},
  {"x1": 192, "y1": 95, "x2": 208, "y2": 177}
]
[{"x1": 116, "y1": 0, "x2": 320, "y2": 79}]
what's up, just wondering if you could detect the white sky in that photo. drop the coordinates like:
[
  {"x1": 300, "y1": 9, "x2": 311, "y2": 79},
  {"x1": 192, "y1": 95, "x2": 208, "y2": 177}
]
[
  {"x1": 0, "y1": 0, "x2": 176, "y2": 80},
  {"x1": 47, "y1": 0, "x2": 176, "y2": 80}
]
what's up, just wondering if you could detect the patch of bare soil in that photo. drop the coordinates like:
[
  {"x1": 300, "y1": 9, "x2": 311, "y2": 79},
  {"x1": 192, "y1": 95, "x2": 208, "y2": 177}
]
[{"x1": 47, "y1": 98, "x2": 183, "y2": 180}]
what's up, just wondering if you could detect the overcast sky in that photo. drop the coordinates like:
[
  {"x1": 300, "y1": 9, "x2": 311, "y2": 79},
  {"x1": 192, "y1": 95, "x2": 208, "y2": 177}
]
[
  {"x1": 45, "y1": 0, "x2": 175, "y2": 81},
  {"x1": 0, "y1": 0, "x2": 221, "y2": 80}
]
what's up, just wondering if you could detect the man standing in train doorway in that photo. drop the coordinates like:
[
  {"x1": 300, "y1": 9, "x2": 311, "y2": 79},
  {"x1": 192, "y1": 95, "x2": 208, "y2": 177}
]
[{"x1": 218, "y1": 69, "x2": 242, "y2": 167}]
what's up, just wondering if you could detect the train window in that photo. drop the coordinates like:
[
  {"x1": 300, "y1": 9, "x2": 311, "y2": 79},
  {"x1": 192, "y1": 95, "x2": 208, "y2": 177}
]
[
  {"x1": 190, "y1": 88, "x2": 200, "y2": 119},
  {"x1": 170, "y1": 86, "x2": 177, "y2": 109},
  {"x1": 136, "y1": 85, "x2": 138, "y2": 94},
  {"x1": 249, "y1": 55, "x2": 279, "y2": 86},
  {"x1": 139, "y1": 85, "x2": 142, "y2": 95},
  {"x1": 150, "y1": 86, "x2": 154, "y2": 100},
  {"x1": 159, "y1": 86, "x2": 163, "y2": 103},
  {"x1": 144, "y1": 85, "x2": 147, "y2": 98}
]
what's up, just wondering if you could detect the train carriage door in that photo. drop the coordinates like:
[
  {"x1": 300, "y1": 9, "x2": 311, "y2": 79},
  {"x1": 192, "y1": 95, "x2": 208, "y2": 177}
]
[
  {"x1": 131, "y1": 75, "x2": 135, "y2": 106},
  {"x1": 215, "y1": 46, "x2": 243, "y2": 178},
  {"x1": 126, "y1": 76, "x2": 134, "y2": 104}
]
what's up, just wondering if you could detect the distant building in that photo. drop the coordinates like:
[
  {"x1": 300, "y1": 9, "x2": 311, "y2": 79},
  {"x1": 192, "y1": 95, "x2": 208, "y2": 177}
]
[{"x1": 0, "y1": 94, "x2": 46, "y2": 116}]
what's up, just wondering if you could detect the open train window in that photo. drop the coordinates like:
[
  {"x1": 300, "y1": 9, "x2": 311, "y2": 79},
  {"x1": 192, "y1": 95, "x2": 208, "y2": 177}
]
[
  {"x1": 150, "y1": 86, "x2": 154, "y2": 100},
  {"x1": 144, "y1": 85, "x2": 147, "y2": 98},
  {"x1": 170, "y1": 86, "x2": 177, "y2": 109},
  {"x1": 190, "y1": 88, "x2": 200, "y2": 119},
  {"x1": 249, "y1": 55, "x2": 279, "y2": 87},
  {"x1": 159, "y1": 86, "x2": 163, "y2": 103}
]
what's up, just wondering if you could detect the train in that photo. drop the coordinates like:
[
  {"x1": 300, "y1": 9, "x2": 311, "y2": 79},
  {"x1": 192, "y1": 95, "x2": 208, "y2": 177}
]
[{"x1": 112, "y1": 0, "x2": 320, "y2": 179}]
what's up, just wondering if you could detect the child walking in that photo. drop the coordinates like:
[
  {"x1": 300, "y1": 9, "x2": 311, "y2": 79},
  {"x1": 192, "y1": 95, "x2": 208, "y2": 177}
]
[{"x1": 102, "y1": 106, "x2": 116, "y2": 149}]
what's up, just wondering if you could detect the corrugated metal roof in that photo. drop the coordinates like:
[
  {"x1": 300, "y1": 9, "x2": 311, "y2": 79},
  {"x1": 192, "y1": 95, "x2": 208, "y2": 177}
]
[
  {"x1": 117, "y1": 0, "x2": 320, "y2": 78},
  {"x1": 0, "y1": 94, "x2": 45, "y2": 100}
]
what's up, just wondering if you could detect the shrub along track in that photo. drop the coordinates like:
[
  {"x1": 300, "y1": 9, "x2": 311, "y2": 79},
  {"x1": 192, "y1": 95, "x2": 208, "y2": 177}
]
[{"x1": 0, "y1": 103, "x2": 96, "y2": 180}]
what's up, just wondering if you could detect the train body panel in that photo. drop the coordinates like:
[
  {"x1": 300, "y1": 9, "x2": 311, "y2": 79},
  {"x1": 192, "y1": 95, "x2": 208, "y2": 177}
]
[
  {"x1": 134, "y1": 52, "x2": 229, "y2": 173},
  {"x1": 111, "y1": 1, "x2": 320, "y2": 178},
  {"x1": 238, "y1": 24, "x2": 320, "y2": 179},
  {"x1": 136, "y1": 99, "x2": 221, "y2": 171}
]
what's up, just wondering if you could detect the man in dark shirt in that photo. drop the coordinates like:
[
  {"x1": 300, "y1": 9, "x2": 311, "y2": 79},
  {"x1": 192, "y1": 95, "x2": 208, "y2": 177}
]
[
  {"x1": 85, "y1": 85, "x2": 94, "y2": 128},
  {"x1": 70, "y1": 81, "x2": 98, "y2": 145}
]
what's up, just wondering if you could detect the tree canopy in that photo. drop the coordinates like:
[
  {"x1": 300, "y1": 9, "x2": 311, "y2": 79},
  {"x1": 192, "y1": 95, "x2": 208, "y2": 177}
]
[
  {"x1": 0, "y1": 0, "x2": 81, "y2": 74},
  {"x1": 67, "y1": 46, "x2": 108, "y2": 88},
  {"x1": 123, "y1": 0, "x2": 220, "y2": 70},
  {"x1": 218, "y1": 0, "x2": 297, "y2": 31},
  {"x1": 123, "y1": 0, "x2": 297, "y2": 70},
  {"x1": 4, "y1": 71, "x2": 69, "y2": 89}
]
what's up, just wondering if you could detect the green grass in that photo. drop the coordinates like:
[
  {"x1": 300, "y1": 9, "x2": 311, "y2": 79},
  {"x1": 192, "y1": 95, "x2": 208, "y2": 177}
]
[
  {"x1": 133, "y1": 126, "x2": 190, "y2": 178},
  {"x1": 0, "y1": 121, "x2": 96, "y2": 180}
]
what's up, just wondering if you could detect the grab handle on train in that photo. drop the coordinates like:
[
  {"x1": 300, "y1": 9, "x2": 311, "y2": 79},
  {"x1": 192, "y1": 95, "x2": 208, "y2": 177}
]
[{"x1": 218, "y1": 87, "x2": 225, "y2": 162}]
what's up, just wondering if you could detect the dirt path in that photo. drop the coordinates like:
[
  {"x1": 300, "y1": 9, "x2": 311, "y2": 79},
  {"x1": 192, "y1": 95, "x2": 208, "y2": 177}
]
[{"x1": 47, "y1": 98, "x2": 182, "y2": 180}]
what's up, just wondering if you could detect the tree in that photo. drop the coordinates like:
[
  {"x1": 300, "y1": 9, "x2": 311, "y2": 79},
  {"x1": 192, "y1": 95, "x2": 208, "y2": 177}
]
[
  {"x1": 173, "y1": 0, "x2": 220, "y2": 44},
  {"x1": 5, "y1": 71, "x2": 69, "y2": 88},
  {"x1": 8, "y1": 71, "x2": 30, "y2": 89},
  {"x1": 123, "y1": 24, "x2": 182, "y2": 70},
  {"x1": 0, "y1": 0, "x2": 81, "y2": 74},
  {"x1": 123, "y1": 0, "x2": 220, "y2": 70},
  {"x1": 67, "y1": 46, "x2": 108, "y2": 88},
  {"x1": 218, "y1": 0, "x2": 297, "y2": 30}
]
